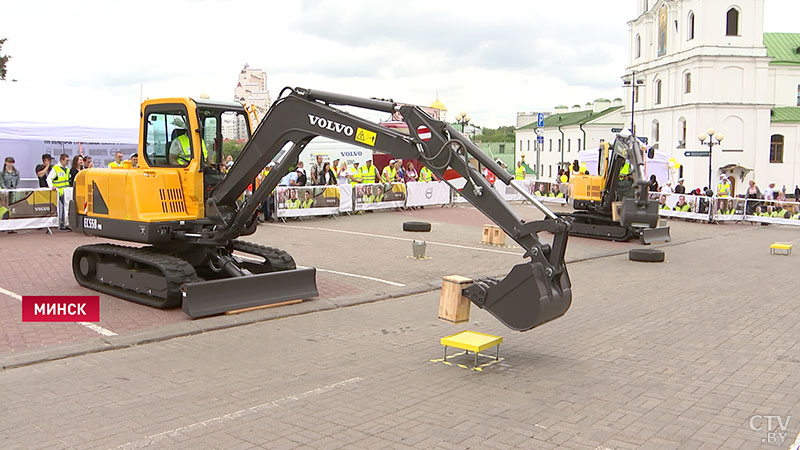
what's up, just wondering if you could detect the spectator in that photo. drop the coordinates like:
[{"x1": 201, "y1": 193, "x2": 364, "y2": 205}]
[
  {"x1": 301, "y1": 190, "x2": 314, "y2": 208},
  {"x1": 130, "y1": 153, "x2": 139, "y2": 168},
  {"x1": 69, "y1": 155, "x2": 84, "y2": 186},
  {"x1": 396, "y1": 159, "x2": 405, "y2": 181},
  {"x1": 661, "y1": 181, "x2": 673, "y2": 194},
  {"x1": 337, "y1": 161, "x2": 350, "y2": 185},
  {"x1": 84, "y1": 156, "x2": 94, "y2": 169},
  {"x1": 648, "y1": 174, "x2": 659, "y2": 192},
  {"x1": 47, "y1": 153, "x2": 71, "y2": 231},
  {"x1": 382, "y1": 159, "x2": 397, "y2": 183},
  {"x1": 360, "y1": 159, "x2": 379, "y2": 184},
  {"x1": 1, "y1": 157, "x2": 20, "y2": 189},
  {"x1": 310, "y1": 155, "x2": 324, "y2": 185},
  {"x1": 674, "y1": 178, "x2": 686, "y2": 194},
  {"x1": 405, "y1": 162, "x2": 418, "y2": 182},
  {"x1": 280, "y1": 167, "x2": 302, "y2": 186},
  {"x1": 794, "y1": 185, "x2": 800, "y2": 202},
  {"x1": 296, "y1": 163, "x2": 308, "y2": 186},
  {"x1": 764, "y1": 182, "x2": 776, "y2": 200},
  {"x1": 350, "y1": 162, "x2": 361, "y2": 185},
  {"x1": 35, "y1": 154, "x2": 53, "y2": 188},
  {"x1": 419, "y1": 165, "x2": 433, "y2": 182},
  {"x1": 717, "y1": 175, "x2": 731, "y2": 197},
  {"x1": 745, "y1": 179, "x2": 762, "y2": 215},
  {"x1": 777, "y1": 190, "x2": 787, "y2": 202},
  {"x1": 108, "y1": 151, "x2": 124, "y2": 168},
  {"x1": 332, "y1": 159, "x2": 340, "y2": 176},
  {"x1": 318, "y1": 162, "x2": 336, "y2": 185}
]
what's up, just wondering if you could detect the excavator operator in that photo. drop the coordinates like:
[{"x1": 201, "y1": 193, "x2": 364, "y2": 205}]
[{"x1": 171, "y1": 128, "x2": 210, "y2": 167}]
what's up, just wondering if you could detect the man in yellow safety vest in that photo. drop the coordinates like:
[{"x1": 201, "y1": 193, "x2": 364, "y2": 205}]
[
  {"x1": 381, "y1": 160, "x2": 397, "y2": 183},
  {"x1": 171, "y1": 129, "x2": 209, "y2": 166},
  {"x1": 515, "y1": 161, "x2": 525, "y2": 180},
  {"x1": 360, "y1": 159, "x2": 379, "y2": 184},
  {"x1": 419, "y1": 165, "x2": 433, "y2": 182},
  {"x1": 350, "y1": 162, "x2": 362, "y2": 185},
  {"x1": 108, "y1": 151, "x2": 124, "y2": 168},
  {"x1": 47, "y1": 153, "x2": 71, "y2": 231},
  {"x1": 717, "y1": 175, "x2": 731, "y2": 197}
]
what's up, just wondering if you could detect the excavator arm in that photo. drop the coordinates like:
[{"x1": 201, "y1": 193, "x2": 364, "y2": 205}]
[{"x1": 200, "y1": 87, "x2": 572, "y2": 331}]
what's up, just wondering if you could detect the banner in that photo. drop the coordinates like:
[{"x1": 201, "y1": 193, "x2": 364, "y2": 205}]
[
  {"x1": 354, "y1": 183, "x2": 406, "y2": 211},
  {"x1": 338, "y1": 183, "x2": 354, "y2": 213},
  {"x1": 496, "y1": 180, "x2": 523, "y2": 201},
  {"x1": 0, "y1": 188, "x2": 59, "y2": 230},
  {"x1": 712, "y1": 197, "x2": 746, "y2": 222},
  {"x1": 275, "y1": 186, "x2": 340, "y2": 218},
  {"x1": 524, "y1": 180, "x2": 567, "y2": 204},
  {"x1": 743, "y1": 199, "x2": 800, "y2": 225},
  {"x1": 650, "y1": 192, "x2": 712, "y2": 221},
  {"x1": 406, "y1": 181, "x2": 450, "y2": 207}
]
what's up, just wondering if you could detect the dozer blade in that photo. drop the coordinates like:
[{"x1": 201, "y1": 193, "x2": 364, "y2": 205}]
[
  {"x1": 463, "y1": 263, "x2": 572, "y2": 331},
  {"x1": 181, "y1": 267, "x2": 318, "y2": 319},
  {"x1": 639, "y1": 226, "x2": 671, "y2": 245}
]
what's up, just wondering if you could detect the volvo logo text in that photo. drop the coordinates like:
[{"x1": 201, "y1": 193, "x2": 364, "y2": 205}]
[{"x1": 308, "y1": 114, "x2": 354, "y2": 136}]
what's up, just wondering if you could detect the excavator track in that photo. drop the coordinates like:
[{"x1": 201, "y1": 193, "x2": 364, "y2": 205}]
[
  {"x1": 229, "y1": 240, "x2": 296, "y2": 273},
  {"x1": 558, "y1": 212, "x2": 635, "y2": 242},
  {"x1": 73, "y1": 243, "x2": 198, "y2": 309}
]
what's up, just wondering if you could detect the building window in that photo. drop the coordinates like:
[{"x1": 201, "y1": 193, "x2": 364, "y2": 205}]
[
  {"x1": 797, "y1": 84, "x2": 800, "y2": 106},
  {"x1": 549, "y1": 139, "x2": 553, "y2": 152},
  {"x1": 770, "y1": 134, "x2": 784, "y2": 163},
  {"x1": 726, "y1": 8, "x2": 739, "y2": 36},
  {"x1": 635, "y1": 34, "x2": 641, "y2": 58},
  {"x1": 688, "y1": 12, "x2": 695, "y2": 40},
  {"x1": 634, "y1": 86, "x2": 640, "y2": 103},
  {"x1": 678, "y1": 117, "x2": 687, "y2": 147},
  {"x1": 558, "y1": 139, "x2": 562, "y2": 153},
  {"x1": 526, "y1": 140, "x2": 530, "y2": 151},
  {"x1": 578, "y1": 138, "x2": 582, "y2": 151},
  {"x1": 654, "y1": 79, "x2": 662, "y2": 105},
  {"x1": 519, "y1": 140, "x2": 522, "y2": 150},
  {"x1": 651, "y1": 119, "x2": 660, "y2": 143},
  {"x1": 499, "y1": 144, "x2": 506, "y2": 153},
  {"x1": 548, "y1": 165, "x2": 552, "y2": 178},
  {"x1": 567, "y1": 139, "x2": 571, "y2": 152},
  {"x1": 684, "y1": 72, "x2": 692, "y2": 93}
]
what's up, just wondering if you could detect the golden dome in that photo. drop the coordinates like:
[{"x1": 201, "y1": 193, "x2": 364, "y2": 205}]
[{"x1": 430, "y1": 94, "x2": 446, "y2": 111}]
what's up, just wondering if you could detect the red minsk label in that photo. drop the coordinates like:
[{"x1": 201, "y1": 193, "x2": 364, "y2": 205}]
[{"x1": 22, "y1": 296, "x2": 100, "y2": 322}]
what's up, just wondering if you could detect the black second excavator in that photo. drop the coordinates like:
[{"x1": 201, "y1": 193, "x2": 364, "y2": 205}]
[{"x1": 69, "y1": 87, "x2": 660, "y2": 331}]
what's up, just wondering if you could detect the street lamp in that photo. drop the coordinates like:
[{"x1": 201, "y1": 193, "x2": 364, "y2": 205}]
[
  {"x1": 698, "y1": 127, "x2": 725, "y2": 191},
  {"x1": 623, "y1": 70, "x2": 646, "y2": 137},
  {"x1": 455, "y1": 111, "x2": 471, "y2": 133}
]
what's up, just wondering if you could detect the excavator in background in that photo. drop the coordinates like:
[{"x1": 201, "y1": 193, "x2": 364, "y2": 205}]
[
  {"x1": 564, "y1": 138, "x2": 671, "y2": 243},
  {"x1": 69, "y1": 87, "x2": 660, "y2": 331}
]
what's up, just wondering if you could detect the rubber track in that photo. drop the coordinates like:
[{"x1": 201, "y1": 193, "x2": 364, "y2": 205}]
[
  {"x1": 559, "y1": 212, "x2": 635, "y2": 241},
  {"x1": 230, "y1": 240, "x2": 296, "y2": 272},
  {"x1": 73, "y1": 243, "x2": 198, "y2": 309}
]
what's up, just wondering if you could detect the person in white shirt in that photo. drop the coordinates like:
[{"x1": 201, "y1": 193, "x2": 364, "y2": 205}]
[
  {"x1": 764, "y1": 182, "x2": 776, "y2": 200},
  {"x1": 46, "y1": 153, "x2": 71, "y2": 231},
  {"x1": 661, "y1": 181, "x2": 674, "y2": 194}
]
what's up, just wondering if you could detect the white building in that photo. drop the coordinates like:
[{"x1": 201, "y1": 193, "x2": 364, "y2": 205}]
[
  {"x1": 625, "y1": 0, "x2": 800, "y2": 195},
  {"x1": 515, "y1": 100, "x2": 624, "y2": 180},
  {"x1": 234, "y1": 64, "x2": 271, "y2": 116}
]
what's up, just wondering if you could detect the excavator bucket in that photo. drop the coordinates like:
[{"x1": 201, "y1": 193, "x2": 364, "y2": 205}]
[
  {"x1": 181, "y1": 268, "x2": 318, "y2": 319},
  {"x1": 619, "y1": 198, "x2": 659, "y2": 228},
  {"x1": 463, "y1": 263, "x2": 572, "y2": 331}
]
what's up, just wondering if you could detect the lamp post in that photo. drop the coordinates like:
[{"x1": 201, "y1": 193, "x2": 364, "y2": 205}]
[
  {"x1": 623, "y1": 70, "x2": 646, "y2": 137},
  {"x1": 697, "y1": 127, "x2": 725, "y2": 191},
  {"x1": 455, "y1": 111, "x2": 471, "y2": 134}
]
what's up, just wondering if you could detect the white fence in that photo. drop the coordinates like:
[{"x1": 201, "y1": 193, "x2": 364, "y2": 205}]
[{"x1": 649, "y1": 192, "x2": 800, "y2": 225}]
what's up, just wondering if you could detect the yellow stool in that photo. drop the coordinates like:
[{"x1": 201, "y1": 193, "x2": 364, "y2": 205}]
[
  {"x1": 441, "y1": 330, "x2": 502, "y2": 368},
  {"x1": 770, "y1": 243, "x2": 792, "y2": 255}
]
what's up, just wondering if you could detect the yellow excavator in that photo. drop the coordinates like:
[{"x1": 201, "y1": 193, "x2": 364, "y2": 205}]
[{"x1": 69, "y1": 87, "x2": 658, "y2": 328}]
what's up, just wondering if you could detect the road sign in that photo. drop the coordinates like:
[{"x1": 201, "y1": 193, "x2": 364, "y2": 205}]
[
  {"x1": 536, "y1": 136, "x2": 544, "y2": 144},
  {"x1": 537, "y1": 113, "x2": 544, "y2": 127},
  {"x1": 611, "y1": 127, "x2": 622, "y2": 133},
  {"x1": 684, "y1": 151, "x2": 710, "y2": 157}
]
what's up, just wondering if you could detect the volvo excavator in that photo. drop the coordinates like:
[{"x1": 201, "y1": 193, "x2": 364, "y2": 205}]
[
  {"x1": 69, "y1": 87, "x2": 659, "y2": 331},
  {"x1": 564, "y1": 139, "x2": 671, "y2": 244}
]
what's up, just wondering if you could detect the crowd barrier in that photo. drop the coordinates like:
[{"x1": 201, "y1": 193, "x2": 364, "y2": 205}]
[{"x1": 649, "y1": 192, "x2": 800, "y2": 225}]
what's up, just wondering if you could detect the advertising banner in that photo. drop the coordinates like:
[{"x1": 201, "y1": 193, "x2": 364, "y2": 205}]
[
  {"x1": 743, "y1": 199, "x2": 800, "y2": 225},
  {"x1": 0, "y1": 188, "x2": 59, "y2": 230},
  {"x1": 712, "y1": 197, "x2": 746, "y2": 222},
  {"x1": 275, "y1": 186, "x2": 340, "y2": 218},
  {"x1": 495, "y1": 180, "x2": 524, "y2": 201},
  {"x1": 338, "y1": 184, "x2": 354, "y2": 213},
  {"x1": 406, "y1": 181, "x2": 450, "y2": 207},
  {"x1": 354, "y1": 183, "x2": 406, "y2": 211},
  {"x1": 524, "y1": 180, "x2": 567, "y2": 204},
  {"x1": 649, "y1": 192, "x2": 711, "y2": 221}
]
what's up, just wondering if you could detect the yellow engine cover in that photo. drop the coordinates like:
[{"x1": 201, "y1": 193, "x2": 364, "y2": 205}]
[{"x1": 570, "y1": 174, "x2": 603, "y2": 202}]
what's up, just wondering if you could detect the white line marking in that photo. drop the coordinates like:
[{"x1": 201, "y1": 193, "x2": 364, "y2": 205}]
[
  {"x1": 271, "y1": 224, "x2": 522, "y2": 256},
  {"x1": 117, "y1": 377, "x2": 363, "y2": 449},
  {"x1": 235, "y1": 254, "x2": 406, "y2": 287},
  {"x1": 0, "y1": 285, "x2": 117, "y2": 337}
]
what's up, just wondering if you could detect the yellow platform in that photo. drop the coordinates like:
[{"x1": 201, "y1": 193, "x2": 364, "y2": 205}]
[
  {"x1": 440, "y1": 331, "x2": 502, "y2": 368},
  {"x1": 770, "y1": 243, "x2": 792, "y2": 255}
]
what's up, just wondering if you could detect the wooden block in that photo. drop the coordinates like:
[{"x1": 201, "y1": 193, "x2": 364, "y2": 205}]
[
  {"x1": 224, "y1": 299, "x2": 303, "y2": 315},
  {"x1": 439, "y1": 275, "x2": 472, "y2": 324},
  {"x1": 490, "y1": 226, "x2": 506, "y2": 246},
  {"x1": 611, "y1": 201, "x2": 621, "y2": 223},
  {"x1": 481, "y1": 225, "x2": 493, "y2": 244}
]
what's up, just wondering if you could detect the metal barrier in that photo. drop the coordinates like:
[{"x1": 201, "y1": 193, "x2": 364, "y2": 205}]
[{"x1": 649, "y1": 191, "x2": 800, "y2": 226}]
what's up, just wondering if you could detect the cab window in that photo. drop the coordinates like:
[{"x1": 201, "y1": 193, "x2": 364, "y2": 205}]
[{"x1": 144, "y1": 109, "x2": 192, "y2": 167}]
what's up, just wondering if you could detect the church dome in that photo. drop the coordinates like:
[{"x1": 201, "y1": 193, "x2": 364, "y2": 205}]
[{"x1": 430, "y1": 95, "x2": 446, "y2": 111}]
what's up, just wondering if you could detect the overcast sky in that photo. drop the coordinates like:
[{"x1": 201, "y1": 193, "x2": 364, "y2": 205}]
[{"x1": 1, "y1": 0, "x2": 798, "y2": 128}]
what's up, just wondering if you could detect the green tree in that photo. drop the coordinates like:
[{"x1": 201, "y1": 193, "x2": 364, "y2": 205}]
[
  {"x1": 0, "y1": 38, "x2": 11, "y2": 81},
  {"x1": 222, "y1": 139, "x2": 245, "y2": 159},
  {"x1": 473, "y1": 125, "x2": 515, "y2": 142}
]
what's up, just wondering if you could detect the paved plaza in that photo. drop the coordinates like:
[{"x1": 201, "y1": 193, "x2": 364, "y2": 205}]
[{"x1": 0, "y1": 204, "x2": 799, "y2": 449}]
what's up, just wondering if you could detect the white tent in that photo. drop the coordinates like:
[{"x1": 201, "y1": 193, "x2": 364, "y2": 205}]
[{"x1": 576, "y1": 148, "x2": 671, "y2": 185}]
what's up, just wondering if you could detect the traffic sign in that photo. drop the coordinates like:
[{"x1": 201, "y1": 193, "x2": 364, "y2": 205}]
[
  {"x1": 537, "y1": 113, "x2": 544, "y2": 128},
  {"x1": 536, "y1": 136, "x2": 544, "y2": 144},
  {"x1": 611, "y1": 127, "x2": 622, "y2": 133},
  {"x1": 417, "y1": 125, "x2": 432, "y2": 141},
  {"x1": 684, "y1": 151, "x2": 710, "y2": 157}
]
